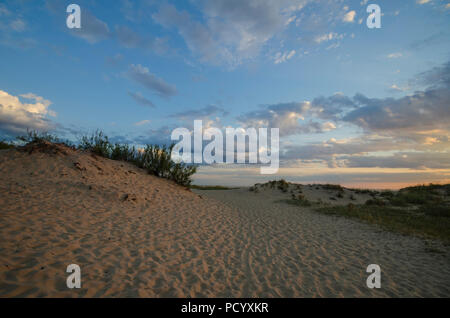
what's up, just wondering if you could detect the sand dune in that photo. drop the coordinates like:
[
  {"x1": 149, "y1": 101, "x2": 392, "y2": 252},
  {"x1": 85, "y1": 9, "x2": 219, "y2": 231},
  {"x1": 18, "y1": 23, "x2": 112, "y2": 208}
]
[{"x1": 0, "y1": 142, "x2": 449, "y2": 297}]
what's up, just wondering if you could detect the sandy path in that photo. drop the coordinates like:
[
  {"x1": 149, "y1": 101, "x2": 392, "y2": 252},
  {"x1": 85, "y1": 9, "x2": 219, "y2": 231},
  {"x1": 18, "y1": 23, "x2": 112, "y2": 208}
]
[
  {"x1": 194, "y1": 188, "x2": 450, "y2": 297},
  {"x1": 0, "y1": 145, "x2": 449, "y2": 297}
]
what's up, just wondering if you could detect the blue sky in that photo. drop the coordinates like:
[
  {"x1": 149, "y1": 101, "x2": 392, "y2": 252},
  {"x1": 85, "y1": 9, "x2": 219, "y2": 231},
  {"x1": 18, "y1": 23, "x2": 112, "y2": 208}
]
[{"x1": 1, "y1": 0, "x2": 449, "y2": 188}]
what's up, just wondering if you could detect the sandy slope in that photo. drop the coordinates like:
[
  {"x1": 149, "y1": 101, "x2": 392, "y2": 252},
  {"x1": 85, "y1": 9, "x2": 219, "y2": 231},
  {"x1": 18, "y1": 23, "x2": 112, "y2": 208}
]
[{"x1": 0, "y1": 143, "x2": 449, "y2": 297}]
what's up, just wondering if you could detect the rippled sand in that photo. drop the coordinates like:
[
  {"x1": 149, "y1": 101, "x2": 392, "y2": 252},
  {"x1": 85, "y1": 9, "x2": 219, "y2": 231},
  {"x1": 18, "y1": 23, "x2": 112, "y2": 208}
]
[{"x1": 0, "y1": 144, "x2": 449, "y2": 297}]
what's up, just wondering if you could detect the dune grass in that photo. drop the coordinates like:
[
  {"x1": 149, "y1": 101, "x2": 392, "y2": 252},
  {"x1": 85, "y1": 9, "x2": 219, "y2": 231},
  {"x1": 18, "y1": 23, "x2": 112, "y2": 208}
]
[
  {"x1": 13, "y1": 130, "x2": 197, "y2": 187},
  {"x1": 79, "y1": 130, "x2": 198, "y2": 186},
  {"x1": 314, "y1": 183, "x2": 450, "y2": 242},
  {"x1": 0, "y1": 141, "x2": 15, "y2": 150},
  {"x1": 261, "y1": 180, "x2": 450, "y2": 242},
  {"x1": 387, "y1": 184, "x2": 449, "y2": 207},
  {"x1": 316, "y1": 204, "x2": 450, "y2": 242},
  {"x1": 281, "y1": 197, "x2": 312, "y2": 207}
]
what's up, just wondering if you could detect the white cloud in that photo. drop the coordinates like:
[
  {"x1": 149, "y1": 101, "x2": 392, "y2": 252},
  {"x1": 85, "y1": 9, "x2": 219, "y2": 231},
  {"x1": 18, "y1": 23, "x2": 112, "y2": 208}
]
[
  {"x1": 314, "y1": 32, "x2": 343, "y2": 43},
  {"x1": 326, "y1": 42, "x2": 340, "y2": 50},
  {"x1": 343, "y1": 10, "x2": 356, "y2": 23},
  {"x1": 389, "y1": 84, "x2": 410, "y2": 92},
  {"x1": 387, "y1": 52, "x2": 403, "y2": 59},
  {"x1": 417, "y1": 0, "x2": 431, "y2": 4},
  {"x1": 274, "y1": 50, "x2": 296, "y2": 64},
  {"x1": 237, "y1": 101, "x2": 325, "y2": 136},
  {"x1": 322, "y1": 122, "x2": 336, "y2": 131},
  {"x1": 152, "y1": 1, "x2": 311, "y2": 66},
  {"x1": 314, "y1": 32, "x2": 344, "y2": 50},
  {"x1": 0, "y1": 90, "x2": 56, "y2": 134}
]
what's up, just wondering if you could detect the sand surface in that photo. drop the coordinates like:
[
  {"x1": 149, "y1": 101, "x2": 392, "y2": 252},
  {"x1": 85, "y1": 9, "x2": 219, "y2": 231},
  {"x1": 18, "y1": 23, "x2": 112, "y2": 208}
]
[{"x1": 0, "y1": 144, "x2": 449, "y2": 297}]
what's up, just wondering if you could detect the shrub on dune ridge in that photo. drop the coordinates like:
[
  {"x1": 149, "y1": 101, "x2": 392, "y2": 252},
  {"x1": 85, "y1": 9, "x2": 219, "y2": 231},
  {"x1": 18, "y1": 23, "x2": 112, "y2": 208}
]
[
  {"x1": 110, "y1": 143, "x2": 137, "y2": 162},
  {"x1": 79, "y1": 130, "x2": 112, "y2": 158},
  {"x1": 78, "y1": 131, "x2": 197, "y2": 186},
  {"x1": 277, "y1": 179, "x2": 289, "y2": 192},
  {"x1": 0, "y1": 140, "x2": 15, "y2": 150},
  {"x1": 12, "y1": 130, "x2": 197, "y2": 187},
  {"x1": 170, "y1": 162, "x2": 197, "y2": 186},
  {"x1": 17, "y1": 130, "x2": 73, "y2": 147},
  {"x1": 141, "y1": 144, "x2": 174, "y2": 178}
]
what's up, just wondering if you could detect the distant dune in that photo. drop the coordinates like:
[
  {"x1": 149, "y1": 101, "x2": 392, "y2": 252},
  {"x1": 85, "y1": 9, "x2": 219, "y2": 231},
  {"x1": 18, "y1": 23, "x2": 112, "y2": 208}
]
[{"x1": 0, "y1": 141, "x2": 449, "y2": 297}]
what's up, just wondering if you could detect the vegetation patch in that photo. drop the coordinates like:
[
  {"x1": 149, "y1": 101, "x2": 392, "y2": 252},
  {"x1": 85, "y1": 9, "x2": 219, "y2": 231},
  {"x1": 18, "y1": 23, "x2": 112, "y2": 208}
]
[
  {"x1": 12, "y1": 130, "x2": 197, "y2": 187},
  {"x1": 316, "y1": 204, "x2": 450, "y2": 242},
  {"x1": 322, "y1": 184, "x2": 344, "y2": 191},
  {"x1": 279, "y1": 198, "x2": 312, "y2": 207},
  {"x1": 0, "y1": 141, "x2": 15, "y2": 150},
  {"x1": 388, "y1": 184, "x2": 445, "y2": 207}
]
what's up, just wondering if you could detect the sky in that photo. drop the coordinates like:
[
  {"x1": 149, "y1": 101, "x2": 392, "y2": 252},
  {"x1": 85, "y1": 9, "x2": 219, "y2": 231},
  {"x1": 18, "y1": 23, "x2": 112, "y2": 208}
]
[{"x1": 0, "y1": 0, "x2": 449, "y2": 188}]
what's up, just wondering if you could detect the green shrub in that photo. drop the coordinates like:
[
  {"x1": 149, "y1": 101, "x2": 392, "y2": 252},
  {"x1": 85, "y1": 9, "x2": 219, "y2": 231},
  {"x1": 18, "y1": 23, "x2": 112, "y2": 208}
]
[
  {"x1": 169, "y1": 162, "x2": 197, "y2": 186},
  {"x1": 380, "y1": 190, "x2": 394, "y2": 198},
  {"x1": 277, "y1": 179, "x2": 289, "y2": 192},
  {"x1": 141, "y1": 144, "x2": 173, "y2": 178},
  {"x1": 389, "y1": 189, "x2": 441, "y2": 206},
  {"x1": 79, "y1": 130, "x2": 112, "y2": 157},
  {"x1": 18, "y1": 130, "x2": 60, "y2": 144},
  {"x1": 388, "y1": 196, "x2": 409, "y2": 207},
  {"x1": 110, "y1": 143, "x2": 137, "y2": 162},
  {"x1": 78, "y1": 131, "x2": 197, "y2": 187},
  {"x1": 419, "y1": 204, "x2": 450, "y2": 218},
  {"x1": 365, "y1": 198, "x2": 385, "y2": 206},
  {"x1": 316, "y1": 204, "x2": 450, "y2": 242},
  {"x1": 137, "y1": 144, "x2": 197, "y2": 186},
  {"x1": 355, "y1": 189, "x2": 371, "y2": 194},
  {"x1": 295, "y1": 194, "x2": 311, "y2": 206},
  {"x1": 0, "y1": 140, "x2": 15, "y2": 150},
  {"x1": 282, "y1": 196, "x2": 311, "y2": 207},
  {"x1": 323, "y1": 184, "x2": 343, "y2": 191}
]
